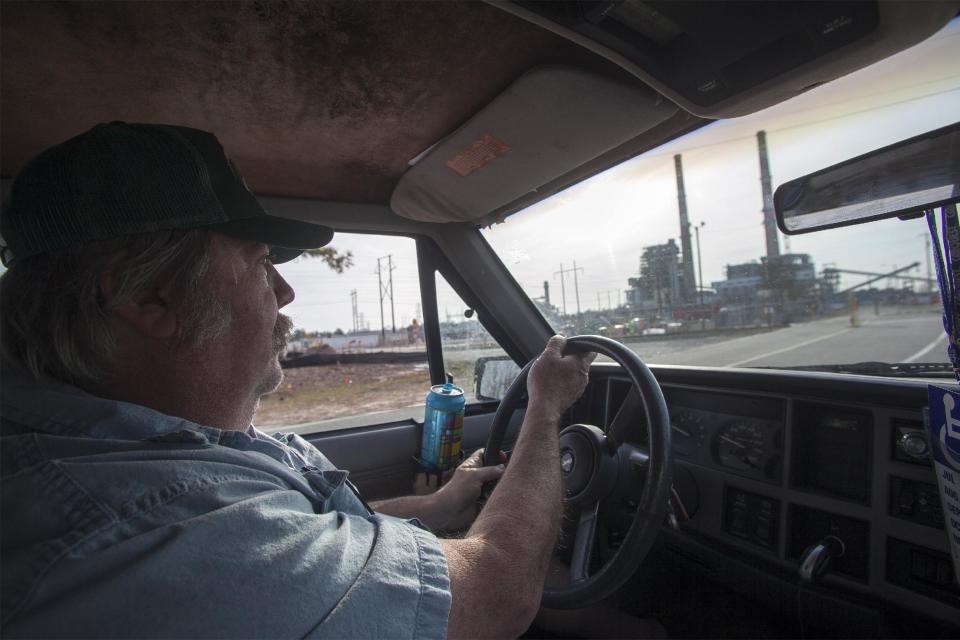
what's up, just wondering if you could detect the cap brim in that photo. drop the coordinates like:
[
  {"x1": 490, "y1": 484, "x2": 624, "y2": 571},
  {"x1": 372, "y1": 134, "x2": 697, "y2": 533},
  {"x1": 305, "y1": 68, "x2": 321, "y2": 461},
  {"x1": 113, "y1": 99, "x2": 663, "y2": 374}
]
[{"x1": 210, "y1": 216, "x2": 334, "y2": 264}]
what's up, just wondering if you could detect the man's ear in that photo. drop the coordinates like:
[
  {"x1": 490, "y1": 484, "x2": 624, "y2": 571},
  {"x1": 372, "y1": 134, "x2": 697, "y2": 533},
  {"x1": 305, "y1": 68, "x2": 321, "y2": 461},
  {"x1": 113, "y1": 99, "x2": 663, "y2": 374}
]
[{"x1": 99, "y1": 270, "x2": 178, "y2": 339}]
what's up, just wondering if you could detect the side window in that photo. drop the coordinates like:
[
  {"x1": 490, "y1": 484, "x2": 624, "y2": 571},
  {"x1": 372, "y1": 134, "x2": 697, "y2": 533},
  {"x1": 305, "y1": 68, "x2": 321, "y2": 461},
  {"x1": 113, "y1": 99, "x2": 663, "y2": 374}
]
[
  {"x1": 435, "y1": 273, "x2": 513, "y2": 404},
  {"x1": 254, "y1": 233, "x2": 431, "y2": 432}
]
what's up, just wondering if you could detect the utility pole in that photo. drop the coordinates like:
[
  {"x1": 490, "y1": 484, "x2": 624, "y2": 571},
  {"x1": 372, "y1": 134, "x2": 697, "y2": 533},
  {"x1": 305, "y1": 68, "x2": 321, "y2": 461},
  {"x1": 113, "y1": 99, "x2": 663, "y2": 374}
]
[
  {"x1": 375, "y1": 255, "x2": 396, "y2": 342},
  {"x1": 554, "y1": 262, "x2": 584, "y2": 317},
  {"x1": 350, "y1": 289, "x2": 359, "y2": 333},
  {"x1": 924, "y1": 233, "x2": 933, "y2": 293},
  {"x1": 387, "y1": 255, "x2": 396, "y2": 333},
  {"x1": 554, "y1": 264, "x2": 568, "y2": 316},
  {"x1": 572, "y1": 260, "x2": 583, "y2": 316},
  {"x1": 599, "y1": 290, "x2": 612, "y2": 310},
  {"x1": 375, "y1": 260, "x2": 386, "y2": 343}
]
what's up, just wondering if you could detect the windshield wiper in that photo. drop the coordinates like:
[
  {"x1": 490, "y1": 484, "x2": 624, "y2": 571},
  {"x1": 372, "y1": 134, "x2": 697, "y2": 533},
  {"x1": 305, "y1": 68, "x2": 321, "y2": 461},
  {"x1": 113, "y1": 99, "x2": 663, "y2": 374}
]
[{"x1": 755, "y1": 362, "x2": 956, "y2": 378}]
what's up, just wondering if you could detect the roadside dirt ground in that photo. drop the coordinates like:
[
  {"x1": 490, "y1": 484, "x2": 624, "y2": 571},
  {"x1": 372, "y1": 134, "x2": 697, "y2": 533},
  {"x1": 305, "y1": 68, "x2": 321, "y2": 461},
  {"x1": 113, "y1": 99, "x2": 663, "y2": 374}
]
[{"x1": 254, "y1": 363, "x2": 432, "y2": 427}]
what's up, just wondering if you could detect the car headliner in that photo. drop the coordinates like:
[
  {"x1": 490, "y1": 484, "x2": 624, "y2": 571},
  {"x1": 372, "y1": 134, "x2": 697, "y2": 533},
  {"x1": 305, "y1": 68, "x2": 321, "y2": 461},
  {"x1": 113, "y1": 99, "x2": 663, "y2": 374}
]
[
  {"x1": 2, "y1": 1, "x2": 955, "y2": 225},
  {"x1": 1, "y1": 1, "x2": 657, "y2": 205}
]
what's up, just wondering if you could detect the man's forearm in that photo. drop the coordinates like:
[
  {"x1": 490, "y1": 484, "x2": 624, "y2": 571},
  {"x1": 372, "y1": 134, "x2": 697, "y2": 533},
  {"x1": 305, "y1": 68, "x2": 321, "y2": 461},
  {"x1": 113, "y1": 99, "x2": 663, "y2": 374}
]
[
  {"x1": 441, "y1": 336, "x2": 592, "y2": 639},
  {"x1": 369, "y1": 493, "x2": 444, "y2": 531},
  {"x1": 468, "y1": 401, "x2": 562, "y2": 559},
  {"x1": 440, "y1": 401, "x2": 564, "y2": 638}
]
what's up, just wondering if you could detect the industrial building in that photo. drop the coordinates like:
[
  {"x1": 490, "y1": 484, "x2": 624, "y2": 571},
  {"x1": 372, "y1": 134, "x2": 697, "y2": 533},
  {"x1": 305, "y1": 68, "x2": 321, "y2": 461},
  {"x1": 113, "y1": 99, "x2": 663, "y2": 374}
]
[
  {"x1": 624, "y1": 239, "x2": 692, "y2": 313},
  {"x1": 621, "y1": 130, "x2": 823, "y2": 329},
  {"x1": 615, "y1": 129, "x2": 934, "y2": 333},
  {"x1": 711, "y1": 253, "x2": 819, "y2": 326}
]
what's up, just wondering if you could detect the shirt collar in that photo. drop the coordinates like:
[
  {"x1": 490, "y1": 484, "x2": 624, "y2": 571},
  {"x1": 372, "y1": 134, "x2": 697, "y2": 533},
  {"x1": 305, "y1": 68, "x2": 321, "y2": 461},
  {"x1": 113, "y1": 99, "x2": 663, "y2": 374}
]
[{"x1": 1, "y1": 359, "x2": 243, "y2": 444}]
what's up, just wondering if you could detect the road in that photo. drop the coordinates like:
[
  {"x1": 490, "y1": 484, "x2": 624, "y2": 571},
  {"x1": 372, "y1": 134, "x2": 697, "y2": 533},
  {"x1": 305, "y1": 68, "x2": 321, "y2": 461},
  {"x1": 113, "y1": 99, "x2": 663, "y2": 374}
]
[
  {"x1": 444, "y1": 306, "x2": 948, "y2": 369},
  {"x1": 272, "y1": 306, "x2": 947, "y2": 433},
  {"x1": 629, "y1": 307, "x2": 946, "y2": 368}
]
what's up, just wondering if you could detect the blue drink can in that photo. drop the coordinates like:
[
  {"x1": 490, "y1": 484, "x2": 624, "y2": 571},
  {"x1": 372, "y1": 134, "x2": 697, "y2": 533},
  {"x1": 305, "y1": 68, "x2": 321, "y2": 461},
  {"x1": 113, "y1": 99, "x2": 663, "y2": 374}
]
[{"x1": 420, "y1": 383, "x2": 465, "y2": 472}]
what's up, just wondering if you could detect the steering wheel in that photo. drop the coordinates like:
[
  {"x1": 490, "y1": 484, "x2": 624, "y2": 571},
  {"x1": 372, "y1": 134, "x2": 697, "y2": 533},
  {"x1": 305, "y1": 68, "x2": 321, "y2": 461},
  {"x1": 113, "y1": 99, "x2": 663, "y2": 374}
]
[{"x1": 482, "y1": 335, "x2": 672, "y2": 609}]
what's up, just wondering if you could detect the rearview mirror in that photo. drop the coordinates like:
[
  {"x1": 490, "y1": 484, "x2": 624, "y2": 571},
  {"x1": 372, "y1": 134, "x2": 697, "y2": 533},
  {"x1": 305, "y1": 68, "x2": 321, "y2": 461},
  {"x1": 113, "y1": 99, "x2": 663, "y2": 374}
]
[
  {"x1": 474, "y1": 356, "x2": 521, "y2": 402},
  {"x1": 775, "y1": 122, "x2": 960, "y2": 234}
]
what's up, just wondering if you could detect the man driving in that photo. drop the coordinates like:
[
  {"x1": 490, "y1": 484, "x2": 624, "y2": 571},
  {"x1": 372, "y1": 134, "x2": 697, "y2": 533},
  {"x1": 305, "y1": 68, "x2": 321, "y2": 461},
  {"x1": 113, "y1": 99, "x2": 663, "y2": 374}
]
[{"x1": 0, "y1": 122, "x2": 595, "y2": 638}]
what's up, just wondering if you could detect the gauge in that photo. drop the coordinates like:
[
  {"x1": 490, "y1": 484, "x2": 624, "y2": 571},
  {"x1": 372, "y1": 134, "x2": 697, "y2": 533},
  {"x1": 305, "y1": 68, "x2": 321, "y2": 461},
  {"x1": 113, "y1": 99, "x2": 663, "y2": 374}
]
[
  {"x1": 714, "y1": 421, "x2": 767, "y2": 473},
  {"x1": 671, "y1": 409, "x2": 705, "y2": 457}
]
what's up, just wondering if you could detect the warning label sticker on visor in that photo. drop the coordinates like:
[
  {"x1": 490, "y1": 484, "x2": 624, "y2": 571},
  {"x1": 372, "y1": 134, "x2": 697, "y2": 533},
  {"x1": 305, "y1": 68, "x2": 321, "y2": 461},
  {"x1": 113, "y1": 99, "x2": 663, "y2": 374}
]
[{"x1": 446, "y1": 134, "x2": 510, "y2": 177}]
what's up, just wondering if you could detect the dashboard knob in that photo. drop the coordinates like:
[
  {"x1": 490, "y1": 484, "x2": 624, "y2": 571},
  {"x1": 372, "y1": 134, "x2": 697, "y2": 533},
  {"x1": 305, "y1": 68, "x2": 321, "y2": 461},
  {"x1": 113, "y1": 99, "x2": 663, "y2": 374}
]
[
  {"x1": 798, "y1": 536, "x2": 845, "y2": 583},
  {"x1": 898, "y1": 432, "x2": 929, "y2": 460}
]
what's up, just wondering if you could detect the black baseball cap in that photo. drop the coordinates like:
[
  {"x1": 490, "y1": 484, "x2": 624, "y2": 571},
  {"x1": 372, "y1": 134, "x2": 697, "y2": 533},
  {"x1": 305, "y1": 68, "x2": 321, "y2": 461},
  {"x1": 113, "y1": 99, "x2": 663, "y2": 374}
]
[{"x1": 0, "y1": 122, "x2": 334, "y2": 266}]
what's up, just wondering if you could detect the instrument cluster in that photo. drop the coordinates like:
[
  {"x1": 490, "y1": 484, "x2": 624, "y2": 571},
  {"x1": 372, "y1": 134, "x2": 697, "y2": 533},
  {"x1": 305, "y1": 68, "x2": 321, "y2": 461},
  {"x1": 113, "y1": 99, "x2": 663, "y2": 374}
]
[{"x1": 665, "y1": 387, "x2": 785, "y2": 484}]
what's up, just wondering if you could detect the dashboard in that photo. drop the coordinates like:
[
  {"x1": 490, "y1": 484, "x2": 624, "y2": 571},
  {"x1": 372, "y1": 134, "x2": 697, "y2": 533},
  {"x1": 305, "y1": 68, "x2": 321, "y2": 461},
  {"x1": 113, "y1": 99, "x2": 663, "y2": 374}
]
[
  {"x1": 312, "y1": 361, "x2": 958, "y2": 633},
  {"x1": 568, "y1": 364, "x2": 959, "y2": 632}
]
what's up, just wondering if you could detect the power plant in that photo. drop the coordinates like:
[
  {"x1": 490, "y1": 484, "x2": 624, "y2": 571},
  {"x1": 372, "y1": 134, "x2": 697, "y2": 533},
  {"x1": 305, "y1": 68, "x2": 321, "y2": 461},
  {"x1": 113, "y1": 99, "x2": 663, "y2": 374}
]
[{"x1": 594, "y1": 130, "x2": 937, "y2": 333}]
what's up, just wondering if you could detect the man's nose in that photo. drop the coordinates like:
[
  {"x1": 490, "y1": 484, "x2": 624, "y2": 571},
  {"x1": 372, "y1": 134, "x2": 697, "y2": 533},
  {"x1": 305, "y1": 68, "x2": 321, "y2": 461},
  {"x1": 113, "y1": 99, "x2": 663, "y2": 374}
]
[{"x1": 270, "y1": 265, "x2": 295, "y2": 308}]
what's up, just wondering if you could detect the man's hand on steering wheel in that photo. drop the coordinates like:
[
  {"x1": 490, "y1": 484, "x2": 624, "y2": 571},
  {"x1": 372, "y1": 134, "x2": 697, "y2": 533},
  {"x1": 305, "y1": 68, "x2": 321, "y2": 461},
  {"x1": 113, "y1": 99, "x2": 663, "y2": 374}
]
[
  {"x1": 427, "y1": 338, "x2": 592, "y2": 533},
  {"x1": 527, "y1": 335, "x2": 597, "y2": 422},
  {"x1": 433, "y1": 449, "x2": 506, "y2": 531}
]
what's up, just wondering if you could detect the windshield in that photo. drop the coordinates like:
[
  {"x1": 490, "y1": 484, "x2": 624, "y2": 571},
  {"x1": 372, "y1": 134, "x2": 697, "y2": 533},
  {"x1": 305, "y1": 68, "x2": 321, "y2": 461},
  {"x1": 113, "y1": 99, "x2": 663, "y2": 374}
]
[{"x1": 481, "y1": 18, "x2": 960, "y2": 375}]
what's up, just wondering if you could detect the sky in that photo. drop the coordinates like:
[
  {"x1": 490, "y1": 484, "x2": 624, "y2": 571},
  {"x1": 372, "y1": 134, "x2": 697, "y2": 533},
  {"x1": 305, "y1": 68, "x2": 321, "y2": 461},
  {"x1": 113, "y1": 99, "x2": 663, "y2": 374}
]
[{"x1": 278, "y1": 18, "x2": 960, "y2": 333}]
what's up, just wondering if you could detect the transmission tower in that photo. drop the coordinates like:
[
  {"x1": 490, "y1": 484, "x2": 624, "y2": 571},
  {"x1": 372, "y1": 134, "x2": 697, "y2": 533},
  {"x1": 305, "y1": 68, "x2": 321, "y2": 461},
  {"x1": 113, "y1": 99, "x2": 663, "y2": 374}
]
[{"x1": 376, "y1": 255, "x2": 396, "y2": 342}]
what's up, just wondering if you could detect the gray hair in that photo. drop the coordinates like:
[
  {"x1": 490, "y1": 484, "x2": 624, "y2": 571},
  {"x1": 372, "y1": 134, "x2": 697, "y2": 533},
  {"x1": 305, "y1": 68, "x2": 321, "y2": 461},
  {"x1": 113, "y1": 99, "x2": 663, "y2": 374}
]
[{"x1": 0, "y1": 229, "x2": 229, "y2": 387}]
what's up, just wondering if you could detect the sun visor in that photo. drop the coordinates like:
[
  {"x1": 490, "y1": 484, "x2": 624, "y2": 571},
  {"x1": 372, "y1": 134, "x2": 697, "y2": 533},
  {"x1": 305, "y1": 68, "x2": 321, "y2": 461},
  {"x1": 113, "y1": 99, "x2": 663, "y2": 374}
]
[{"x1": 390, "y1": 66, "x2": 677, "y2": 224}]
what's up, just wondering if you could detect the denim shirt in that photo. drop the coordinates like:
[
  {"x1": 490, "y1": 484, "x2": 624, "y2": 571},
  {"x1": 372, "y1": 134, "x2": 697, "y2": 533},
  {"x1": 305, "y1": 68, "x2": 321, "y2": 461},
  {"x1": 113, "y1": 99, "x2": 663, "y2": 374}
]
[{"x1": 0, "y1": 364, "x2": 451, "y2": 638}]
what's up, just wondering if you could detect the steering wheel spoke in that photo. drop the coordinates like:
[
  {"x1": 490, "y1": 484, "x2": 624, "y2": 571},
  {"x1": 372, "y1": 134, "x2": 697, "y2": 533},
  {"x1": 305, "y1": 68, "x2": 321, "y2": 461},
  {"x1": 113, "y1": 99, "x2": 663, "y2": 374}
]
[
  {"x1": 607, "y1": 386, "x2": 646, "y2": 448},
  {"x1": 613, "y1": 443, "x2": 651, "y2": 502},
  {"x1": 569, "y1": 501, "x2": 600, "y2": 582}
]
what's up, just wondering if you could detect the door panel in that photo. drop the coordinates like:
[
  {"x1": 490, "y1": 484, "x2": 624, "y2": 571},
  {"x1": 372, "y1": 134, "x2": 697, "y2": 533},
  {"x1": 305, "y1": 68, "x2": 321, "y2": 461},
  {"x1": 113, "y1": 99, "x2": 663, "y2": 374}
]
[{"x1": 307, "y1": 408, "x2": 524, "y2": 500}]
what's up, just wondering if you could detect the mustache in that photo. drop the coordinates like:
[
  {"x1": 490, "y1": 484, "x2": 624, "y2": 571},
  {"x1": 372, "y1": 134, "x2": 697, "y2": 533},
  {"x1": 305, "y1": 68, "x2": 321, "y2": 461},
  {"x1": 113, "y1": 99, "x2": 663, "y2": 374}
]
[{"x1": 272, "y1": 313, "x2": 294, "y2": 352}]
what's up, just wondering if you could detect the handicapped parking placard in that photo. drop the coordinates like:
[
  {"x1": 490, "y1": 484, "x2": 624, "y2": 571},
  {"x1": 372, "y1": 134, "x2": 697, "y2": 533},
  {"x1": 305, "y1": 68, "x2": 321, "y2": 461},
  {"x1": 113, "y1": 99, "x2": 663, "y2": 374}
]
[{"x1": 928, "y1": 384, "x2": 960, "y2": 578}]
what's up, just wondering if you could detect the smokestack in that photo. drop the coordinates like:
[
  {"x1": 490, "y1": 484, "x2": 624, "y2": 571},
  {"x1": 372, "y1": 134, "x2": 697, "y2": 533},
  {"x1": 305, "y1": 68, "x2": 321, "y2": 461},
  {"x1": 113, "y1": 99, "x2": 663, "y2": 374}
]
[
  {"x1": 757, "y1": 131, "x2": 781, "y2": 258},
  {"x1": 543, "y1": 280, "x2": 550, "y2": 307},
  {"x1": 674, "y1": 154, "x2": 697, "y2": 303}
]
